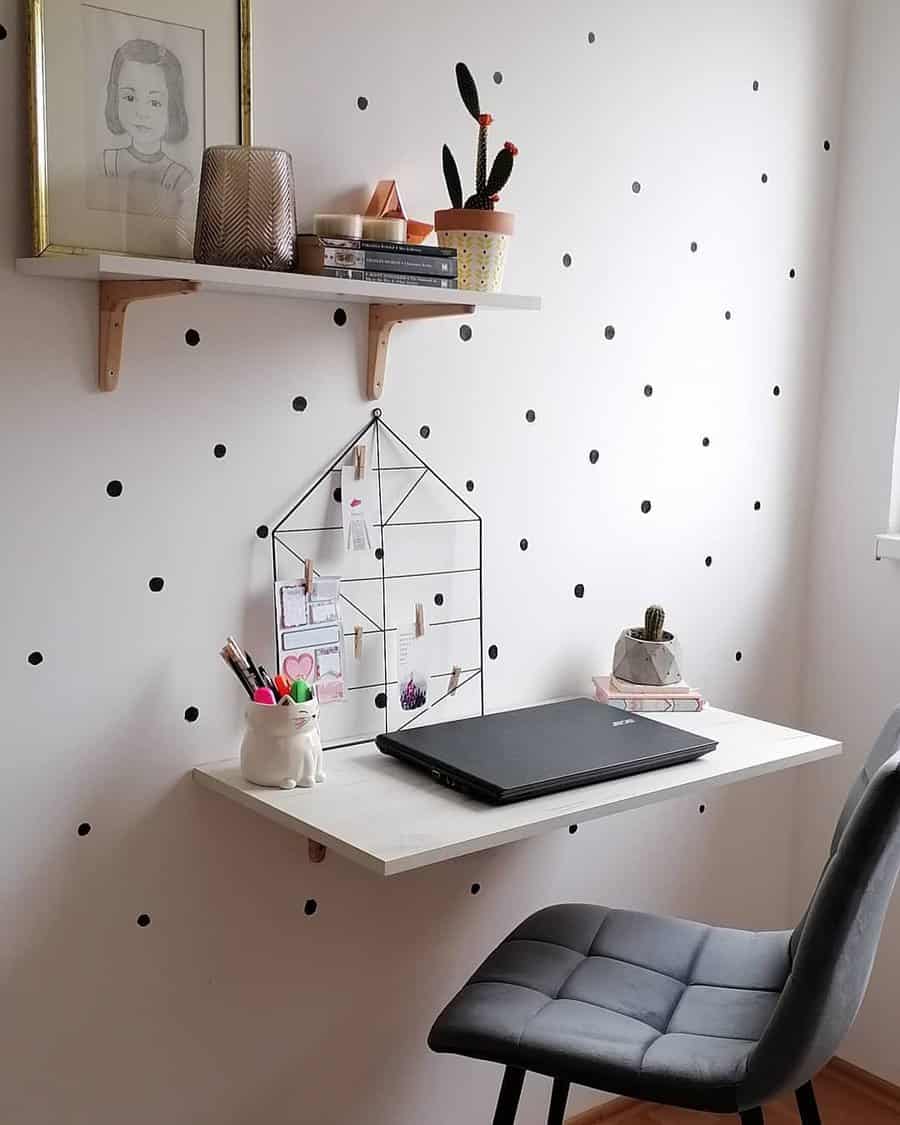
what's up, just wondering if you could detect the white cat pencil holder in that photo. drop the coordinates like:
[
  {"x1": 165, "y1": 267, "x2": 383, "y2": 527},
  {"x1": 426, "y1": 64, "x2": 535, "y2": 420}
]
[{"x1": 240, "y1": 692, "x2": 325, "y2": 790}]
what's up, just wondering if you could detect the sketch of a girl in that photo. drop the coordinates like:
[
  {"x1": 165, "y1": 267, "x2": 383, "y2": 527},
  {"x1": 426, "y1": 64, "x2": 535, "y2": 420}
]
[{"x1": 97, "y1": 39, "x2": 193, "y2": 216}]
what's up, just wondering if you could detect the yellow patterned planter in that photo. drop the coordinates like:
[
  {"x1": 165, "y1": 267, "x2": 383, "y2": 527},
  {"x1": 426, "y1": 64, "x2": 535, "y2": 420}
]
[{"x1": 434, "y1": 209, "x2": 515, "y2": 293}]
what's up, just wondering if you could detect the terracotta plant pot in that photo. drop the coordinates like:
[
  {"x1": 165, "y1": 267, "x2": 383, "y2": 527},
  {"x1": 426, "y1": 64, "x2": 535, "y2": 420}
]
[{"x1": 434, "y1": 209, "x2": 514, "y2": 293}]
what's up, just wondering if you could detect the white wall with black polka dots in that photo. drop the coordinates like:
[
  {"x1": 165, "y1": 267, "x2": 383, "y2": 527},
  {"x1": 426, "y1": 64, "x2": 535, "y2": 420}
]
[{"x1": 0, "y1": 1, "x2": 848, "y2": 1123}]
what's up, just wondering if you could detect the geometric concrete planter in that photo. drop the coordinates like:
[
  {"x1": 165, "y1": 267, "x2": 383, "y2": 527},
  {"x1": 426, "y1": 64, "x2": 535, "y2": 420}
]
[{"x1": 612, "y1": 628, "x2": 684, "y2": 686}]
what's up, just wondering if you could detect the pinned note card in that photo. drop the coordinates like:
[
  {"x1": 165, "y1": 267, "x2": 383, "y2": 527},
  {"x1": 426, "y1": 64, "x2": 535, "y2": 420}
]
[
  {"x1": 398, "y1": 620, "x2": 429, "y2": 711},
  {"x1": 341, "y1": 465, "x2": 376, "y2": 553}
]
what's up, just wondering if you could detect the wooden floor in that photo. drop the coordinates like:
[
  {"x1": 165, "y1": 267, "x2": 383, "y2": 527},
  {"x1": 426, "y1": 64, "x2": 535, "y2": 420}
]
[{"x1": 570, "y1": 1059, "x2": 900, "y2": 1124}]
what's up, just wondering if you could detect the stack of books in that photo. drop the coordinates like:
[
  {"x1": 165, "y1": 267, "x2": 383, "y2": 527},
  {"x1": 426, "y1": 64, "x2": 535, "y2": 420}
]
[
  {"x1": 592, "y1": 674, "x2": 707, "y2": 713},
  {"x1": 296, "y1": 234, "x2": 458, "y2": 289}
]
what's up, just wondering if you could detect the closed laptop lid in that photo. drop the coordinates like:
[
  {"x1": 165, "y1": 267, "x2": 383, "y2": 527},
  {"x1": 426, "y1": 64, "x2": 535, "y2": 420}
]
[{"x1": 377, "y1": 698, "x2": 715, "y2": 797}]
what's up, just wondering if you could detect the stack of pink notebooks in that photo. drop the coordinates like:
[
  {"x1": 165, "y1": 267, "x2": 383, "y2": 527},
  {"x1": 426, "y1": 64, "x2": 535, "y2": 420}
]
[{"x1": 593, "y1": 675, "x2": 707, "y2": 713}]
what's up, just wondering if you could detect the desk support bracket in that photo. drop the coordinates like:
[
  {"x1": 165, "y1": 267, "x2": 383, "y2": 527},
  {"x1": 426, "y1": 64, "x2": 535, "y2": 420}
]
[
  {"x1": 99, "y1": 279, "x2": 199, "y2": 391},
  {"x1": 367, "y1": 303, "x2": 476, "y2": 400}
]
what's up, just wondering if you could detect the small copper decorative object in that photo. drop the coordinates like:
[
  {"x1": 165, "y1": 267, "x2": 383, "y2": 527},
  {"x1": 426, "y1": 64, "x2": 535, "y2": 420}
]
[{"x1": 194, "y1": 146, "x2": 297, "y2": 271}]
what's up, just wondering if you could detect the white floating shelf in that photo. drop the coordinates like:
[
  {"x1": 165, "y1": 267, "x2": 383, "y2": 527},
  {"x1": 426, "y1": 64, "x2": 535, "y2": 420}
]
[
  {"x1": 16, "y1": 253, "x2": 541, "y2": 397},
  {"x1": 192, "y1": 707, "x2": 840, "y2": 877}
]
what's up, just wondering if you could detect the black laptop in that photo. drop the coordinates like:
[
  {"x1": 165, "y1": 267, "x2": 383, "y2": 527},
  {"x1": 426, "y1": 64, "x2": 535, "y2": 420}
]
[{"x1": 376, "y1": 699, "x2": 716, "y2": 804}]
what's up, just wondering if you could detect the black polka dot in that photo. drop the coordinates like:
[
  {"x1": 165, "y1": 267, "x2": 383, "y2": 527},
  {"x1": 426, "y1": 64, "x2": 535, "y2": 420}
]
[
  {"x1": 304, "y1": 899, "x2": 318, "y2": 916},
  {"x1": 752, "y1": 79, "x2": 759, "y2": 91},
  {"x1": 333, "y1": 307, "x2": 347, "y2": 326},
  {"x1": 641, "y1": 500, "x2": 652, "y2": 514},
  {"x1": 27, "y1": 651, "x2": 43, "y2": 666},
  {"x1": 375, "y1": 692, "x2": 387, "y2": 709},
  {"x1": 525, "y1": 409, "x2": 536, "y2": 423},
  {"x1": 690, "y1": 241, "x2": 698, "y2": 253},
  {"x1": 735, "y1": 651, "x2": 743, "y2": 662},
  {"x1": 632, "y1": 181, "x2": 641, "y2": 194},
  {"x1": 562, "y1": 252, "x2": 572, "y2": 268},
  {"x1": 725, "y1": 310, "x2": 732, "y2": 320},
  {"x1": 754, "y1": 500, "x2": 761, "y2": 511},
  {"x1": 333, "y1": 486, "x2": 342, "y2": 503},
  {"x1": 137, "y1": 913, "x2": 151, "y2": 927},
  {"x1": 605, "y1": 325, "x2": 615, "y2": 340},
  {"x1": 568, "y1": 824, "x2": 578, "y2": 834},
  {"x1": 702, "y1": 436, "x2": 710, "y2": 447},
  {"x1": 292, "y1": 395, "x2": 308, "y2": 412},
  {"x1": 493, "y1": 71, "x2": 503, "y2": 84},
  {"x1": 574, "y1": 583, "x2": 585, "y2": 598},
  {"x1": 419, "y1": 425, "x2": 431, "y2": 439},
  {"x1": 106, "y1": 479, "x2": 123, "y2": 498},
  {"x1": 699, "y1": 803, "x2": 706, "y2": 814},
  {"x1": 375, "y1": 547, "x2": 384, "y2": 560},
  {"x1": 148, "y1": 576, "x2": 164, "y2": 592},
  {"x1": 705, "y1": 556, "x2": 712, "y2": 567},
  {"x1": 773, "y1": 385, "x2": 781, "y2": 396},
  {"x1": 761, "y1": 173, "x2": 768, "y2": 184},
  {"x1": 587, "y1": 31, "x2": 596, "y2": 43},
  {"x1": 789, "y1": 268, "x2": 796, "y2": 279},
  {"x1": 184, "y1": 706, "x2": 199, "y2": 723},
  {"x1": 643, "y1": 384, "x2": 653, "y2": 397},
  {"x1": 0, "y1": 25, "x2": 7, "y2": 41},
  {"x1": 213, "y1": 443, "x2": 226, "y2": 458},
  {"x1": 77, "y1": 822, "x2": 91, "y2": 837},
  {"x1": 465, "y1": 479, "x2": 475, "y2": 492},
  {"x1": 824, "y1": 139, "x2": 831, "y2": 151},
  {"x1": 434, "y1": 593, "x2": 444, "y2": 607},
  {"x1": 519, "y1": 538, "x2": 528, "y2": 551},
  {"x1": 470, "y1": 883, "x2": 481, "y2": 895},
  {"x1": 488, "y1": 644, "x2": 499, "y2": 660},
  {"x1": 589, "y1": 449, "x2": 599, "y2": 464},
  {"x1": 185, "y1": 329, "x2": 200, "y2": 347},
  {"x1": 459, "y1": 324, "x2": 473, "y2": 341},
  {"x1": 357, "y1": 95, "x2": 368, "y2": 110},
  {"x1": 256, "y1": 524, "x2": 269, "y2": 539}
]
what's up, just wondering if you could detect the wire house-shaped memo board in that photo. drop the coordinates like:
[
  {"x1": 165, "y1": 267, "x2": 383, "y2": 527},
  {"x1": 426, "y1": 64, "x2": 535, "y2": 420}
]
[{"x1": 270, "y1": 409, "x2": 485, "y2": 750}]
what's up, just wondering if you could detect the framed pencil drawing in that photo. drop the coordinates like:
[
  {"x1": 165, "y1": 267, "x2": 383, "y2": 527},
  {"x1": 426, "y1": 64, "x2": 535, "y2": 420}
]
[{"x1": 27, "y1": 0, "x2": 252, "y2": 259}]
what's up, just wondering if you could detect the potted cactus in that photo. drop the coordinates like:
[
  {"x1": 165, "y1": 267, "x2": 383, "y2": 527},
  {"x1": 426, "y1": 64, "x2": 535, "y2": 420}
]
[
  {"x1": 435, "y1": 63, "x2": 518, "y2": 292},
  {"x1": 612, "y1": 605, "x2": 684, "y2": 687}
]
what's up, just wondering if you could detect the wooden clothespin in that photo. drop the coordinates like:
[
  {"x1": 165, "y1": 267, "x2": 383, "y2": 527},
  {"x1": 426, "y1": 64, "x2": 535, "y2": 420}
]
[
  {"x1": 354, "y1": 625, "x2": 364, "y2": 660},
  {"x1": 415, "y1": 603, "x2": 426, "y2": 638},
  {"x1": 448, "y1": 665, "x2": 462, "y2": 696},
  {"x1": 304, "y1": 558, "x2": 314, "y2": 594},
  {"x1": 354, "y1": 444, "x2": 367, "y2": 480}
]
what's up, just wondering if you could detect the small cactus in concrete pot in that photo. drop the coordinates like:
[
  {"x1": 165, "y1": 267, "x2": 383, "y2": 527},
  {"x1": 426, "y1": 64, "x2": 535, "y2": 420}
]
[{"x1": 612, "y1": 604, "x2": 684, "y2": 686}]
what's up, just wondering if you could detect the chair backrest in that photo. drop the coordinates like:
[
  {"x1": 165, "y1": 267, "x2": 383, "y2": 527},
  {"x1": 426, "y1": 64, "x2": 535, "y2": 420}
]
[{"x1": 741, "y1": 708, "x2": 900, "y2": 1107}]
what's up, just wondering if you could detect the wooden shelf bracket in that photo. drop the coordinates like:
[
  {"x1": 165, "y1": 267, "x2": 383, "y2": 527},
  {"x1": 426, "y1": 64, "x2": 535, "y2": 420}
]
[
  {"x1": 308, "y1": 839, "x2": 327, "y2": 864},
  {"x1": 99, "y1": 278, "x2": 199, "y2": 391},
  {"x1": 367, "y1": 302, "x2": 476, "y2": 400}
]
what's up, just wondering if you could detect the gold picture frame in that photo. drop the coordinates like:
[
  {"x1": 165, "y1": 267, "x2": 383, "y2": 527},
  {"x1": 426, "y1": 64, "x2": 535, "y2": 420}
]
[{"x1": 26, "y1": 0, "x2": 253, "y2": 257}]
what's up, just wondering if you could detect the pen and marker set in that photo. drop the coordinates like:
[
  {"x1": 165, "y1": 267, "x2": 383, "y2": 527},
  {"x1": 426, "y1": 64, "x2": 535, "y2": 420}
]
[{"x1": 220, "y1": 636, "x2": 313, "y2": 706}]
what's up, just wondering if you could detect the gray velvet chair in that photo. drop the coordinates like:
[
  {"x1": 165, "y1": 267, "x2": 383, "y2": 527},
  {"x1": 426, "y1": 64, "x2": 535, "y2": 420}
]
[{"x1": 429, "y1": 709, "x2": 900, "y2": 1124}]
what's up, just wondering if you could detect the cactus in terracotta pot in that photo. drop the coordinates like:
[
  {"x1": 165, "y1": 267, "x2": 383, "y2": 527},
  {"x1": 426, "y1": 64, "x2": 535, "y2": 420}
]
[
  {"x1": 441, "y1": 63, "x2": 518, "y2": 211},
  {"x1": 613, "y1": 604, "x2": 683, "y2": 686}
]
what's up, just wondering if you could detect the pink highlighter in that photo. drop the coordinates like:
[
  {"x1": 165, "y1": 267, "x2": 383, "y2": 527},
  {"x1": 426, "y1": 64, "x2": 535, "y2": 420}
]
[{"x1": 252, "y1": 687, "x2": 277, "y2": 705}]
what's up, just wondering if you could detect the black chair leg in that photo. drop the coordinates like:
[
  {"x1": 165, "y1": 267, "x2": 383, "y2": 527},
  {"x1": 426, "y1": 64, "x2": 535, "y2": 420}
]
[
  {"x1": 547, "y1": 1077, "x2": 570, "y2": 1125},
  {"x1": 740, "y1": 1110, "x2": 765, "y2": 1124},
  {"x1": 492, "y1": 1067, "x2": 526, "y2": 1125},
  {"x1": 796, "y1": 1081, "x2": 822, "y2": 1125}
]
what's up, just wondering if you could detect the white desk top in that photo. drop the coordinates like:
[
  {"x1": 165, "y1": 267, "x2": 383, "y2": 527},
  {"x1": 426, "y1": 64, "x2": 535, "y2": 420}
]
[{"x1": 192, "y1": 707, "x2": 840, "y2": 876}]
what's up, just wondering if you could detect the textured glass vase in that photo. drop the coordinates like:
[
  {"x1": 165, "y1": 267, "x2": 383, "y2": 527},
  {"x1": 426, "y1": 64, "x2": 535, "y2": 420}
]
[{"x1": 194, "y1": 145, "x2": 297, "y2": 271}]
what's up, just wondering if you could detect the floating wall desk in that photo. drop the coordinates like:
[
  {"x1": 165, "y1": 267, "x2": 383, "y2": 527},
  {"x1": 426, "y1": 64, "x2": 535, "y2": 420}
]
[{"x1": 192, "y1": 707, "x2": 840, "y2": 877}]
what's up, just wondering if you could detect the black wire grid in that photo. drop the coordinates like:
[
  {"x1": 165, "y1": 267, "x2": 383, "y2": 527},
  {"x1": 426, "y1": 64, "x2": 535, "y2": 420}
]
[{"x1": 270, "y1": 409, "x2": 485, "y2": 750}]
